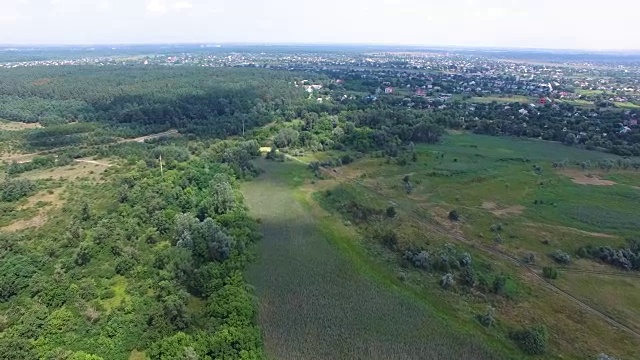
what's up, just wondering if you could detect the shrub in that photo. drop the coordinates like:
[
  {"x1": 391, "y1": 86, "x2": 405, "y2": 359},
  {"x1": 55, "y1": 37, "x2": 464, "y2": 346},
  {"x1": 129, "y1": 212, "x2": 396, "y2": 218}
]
[
  {"x1": 440, "y1": 273, "x2": 455, "y2": 289},
  {"x1": 478, "y1": 306, "x2": 495, "y2": 327},
  {"x1": 448, "y1": 210, "x2": 460, "y2": 221},
  {"x1": 99, "y1": 289, "x2": 115, "y2": 300},
  {"x1": 378, "y1": 229, "x2": 398, "y2": 249},
  {"x1": 510, "y1": 325, "x2": 549, "y2": 355},
  {"x1": 0, "y1": 179, "x2": 36, "y2": 202},
  {"x1": 543, "y1": 267, "x2": 559, "y2": 279},
  {"x1": 550, "y1": 249, "x2": 572, "y2": 265},
  {"x1": 459, "y1": 252, "x2": 472, "y2": 267},
  {"x1": 492, "y1": 274, "x2": 507, "y2": 294},
  {"x1": 490, "y1": 223, "x2": 503, "y2": 232},
  {"x1": 74, "y1": 242, "x2": 92, "y2": 266},
  {"x1": 460, "y1": 267, "x2": 476, "y2": 287},
  {"x1": 386, "y1": 206, "x2": 397, "y2": 218},
  {"x1": 403, "y1": 250, "x2": 430, "y2": 269},
  {"x1": 522, "y1": 252, "x2": 535, "y2": 264},
  {"x1": 114, "y1": 257, "x2": 136, "y2": 275},
  {"x1": 579, "y1": 241, "x2": 640, "y2": 271}
]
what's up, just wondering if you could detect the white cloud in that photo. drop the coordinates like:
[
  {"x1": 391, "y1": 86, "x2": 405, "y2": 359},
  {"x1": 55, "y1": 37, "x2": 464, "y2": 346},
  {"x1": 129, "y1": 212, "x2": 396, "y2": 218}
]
[
  {"x1": 0, "y1": 14, "x2": 19, "y2": 26},
  {"x1": 97, "y1": 0, "x2": 112, "y2": 11},
  {"x1": 146, "y1": 0, "x2": 168, "y2": 14},
  {"x1": 173, "y1": 1, "x2": 192, "y2": 10}
]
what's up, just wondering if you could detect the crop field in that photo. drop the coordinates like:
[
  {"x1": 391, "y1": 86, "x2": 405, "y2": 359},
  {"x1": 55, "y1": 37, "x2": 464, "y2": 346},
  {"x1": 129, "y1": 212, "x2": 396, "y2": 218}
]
[
  {"x1": 318, "y1": 133, "x2": 640, "y2": 358},
  {"x1": 242, "y1": 158, "x2": 511, "y2": 360}
]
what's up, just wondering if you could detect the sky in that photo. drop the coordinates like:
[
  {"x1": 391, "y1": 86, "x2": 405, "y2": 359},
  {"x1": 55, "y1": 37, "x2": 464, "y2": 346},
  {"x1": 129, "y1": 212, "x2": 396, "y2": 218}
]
[{"x1": 0, "y1": 0, "x2": 638, "y2": 50}]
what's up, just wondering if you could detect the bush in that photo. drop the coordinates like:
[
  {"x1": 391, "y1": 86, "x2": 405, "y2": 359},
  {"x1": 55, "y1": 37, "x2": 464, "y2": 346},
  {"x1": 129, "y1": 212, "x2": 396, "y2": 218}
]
[
  {"x1": 579, "y1": 240, "x2": 640, "y2": 271},
  {"x1": 543, "y1": 267, "x2": 559, "y2": 279},
  {"x1": 550, "y1": 249, "x2": 572, "y2": 264},
  {"x1": 459, "y1": 252, "x2": 472, "y2": 267},
  {"x1": 522, "y1": 252, "x2": 535, "y2": 264},
  {"x1": 460, "y1": 267, "x2": 476, "y2": 287},
  {"x1": 0, "y1": 179, "x2": 36, "y2": 202},
  {"x1": 379, "y1": 230, "x2": 398, "y2": 249},
  {"x1": 510, "y1": 325, "x2": 549, "y2": 355},
  {"x1": 386, "y1": 206, "x2": 397, "y2": 218},
  {"x1": 478, "y1": 306, "x2": 495, "y2": 327},
  {"x1": 492, "y1": 274, "x2": 507, "y2": 294},
  {"x1": 0, "y1": 338, "x2": 37, "y2": 360},
  {"x1": 114, "y1": 257, "x2": 136, "y2": 275},
  {"x1": 99, "y1": 289, "x2": 115, "y2": 300},
  {"x1": 490, "y1": 223, "x2": 503, "y2": 232},
  {"x1": 403, "y1": 250, "x2": 430, "y2": 269},
  {"x1": 440, "y1": 273, "x2": 455, "y2": 289},
  {"x1": 448, "y1": 210, "x2": 460, "y2": 221}
]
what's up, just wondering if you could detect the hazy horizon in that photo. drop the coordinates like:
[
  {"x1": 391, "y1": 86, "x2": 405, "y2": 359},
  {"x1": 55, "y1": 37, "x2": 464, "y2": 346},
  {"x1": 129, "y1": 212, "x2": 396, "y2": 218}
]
[{"x1": 2, "y1": 0, "x2": 639, "y2": 51}]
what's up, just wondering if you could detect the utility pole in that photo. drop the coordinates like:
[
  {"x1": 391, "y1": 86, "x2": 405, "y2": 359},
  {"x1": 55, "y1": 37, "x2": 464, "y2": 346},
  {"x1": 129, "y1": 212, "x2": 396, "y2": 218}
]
[
  {"x1": 159, "y1": 154, "x2": 163, "y2": 177},
  {"x1": 242, "y1": 118, "x2": 245, "y2": 137}
]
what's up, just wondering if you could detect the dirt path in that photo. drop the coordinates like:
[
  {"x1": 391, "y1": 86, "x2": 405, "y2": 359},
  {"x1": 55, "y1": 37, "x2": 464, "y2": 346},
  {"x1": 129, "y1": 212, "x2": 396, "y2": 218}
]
[
  {"x1": 242, "y1": 159, "x2": 501, "y2": 360},
  {"x1": 75, "y1": 159, "x2": 113, "y2": 167}
]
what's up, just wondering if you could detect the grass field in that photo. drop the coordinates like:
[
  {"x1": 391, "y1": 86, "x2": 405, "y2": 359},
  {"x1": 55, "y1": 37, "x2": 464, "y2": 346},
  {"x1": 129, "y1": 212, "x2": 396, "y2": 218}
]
[
  {"x1": 615, "y1": 101, "x2": 640, "y2": 109},
  {"x1": 469, "y1": 95, "x2": 533, "y2": 104},
  {"x1": 314, "y1": 133, "x2": 640, "y2": 358},
  {"x1": 1, "y1": 188, "x2": 66, "y2": 231},
  {"x1": 0, "y1": 119, "x2": 42, "y2": 131},
  {"x1": 242, "y1": 158, "x2": 513, "y2": 359},
  {"x1": 17, "y1": 160, "x2": 111, "y2": 182}
]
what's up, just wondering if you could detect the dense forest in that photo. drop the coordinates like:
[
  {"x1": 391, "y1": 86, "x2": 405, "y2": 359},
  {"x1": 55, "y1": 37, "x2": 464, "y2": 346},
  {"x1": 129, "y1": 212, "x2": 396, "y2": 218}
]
[
  {"x1": 0, "y1": 66, "x2": 308, "y2": 149},
  {"x1": 0, "y1": 139, "x2": 265, "y2": 359}
]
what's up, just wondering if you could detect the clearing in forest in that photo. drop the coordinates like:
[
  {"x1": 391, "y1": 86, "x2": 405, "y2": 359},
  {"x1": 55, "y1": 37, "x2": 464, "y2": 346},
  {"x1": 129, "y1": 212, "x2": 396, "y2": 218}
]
[
  {"x1": 242, "y1": 158, "x2": 504, "y2": 360},
  {"x1": 2, "y1": 188, "x2": 65, "y2": 232},
  {"x1": 0, "y1": 120, "x2": 42, "y2": 131},
  {"x1": 18, "y1": 159, "x2": 111, "y2": 181}
]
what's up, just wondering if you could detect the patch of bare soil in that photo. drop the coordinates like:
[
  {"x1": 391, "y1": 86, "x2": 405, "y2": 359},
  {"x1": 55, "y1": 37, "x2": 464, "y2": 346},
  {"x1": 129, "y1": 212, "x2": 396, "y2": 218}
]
[
  {"x1": 0, "y1": 152, "x2": 39, "y2": 164},
  {"x1": 491, "y1": 205, "x2": 525, "y2": 217},
  {"x1": 3, "y1": 213, "x2": 50, "y2": 232},
  {"x1": 558, "y1": 169, "x2": 617, "y2": 186},
  {"x1": 432, "y1": 207, "x2": 465, "y2": 238},
  {"x1": 18, "y1": 189, "x2": 64, "y2": 210},
  {"x1": 481, "y1": 201, "x2": 497, "y2": 210},
  {"x1": 3, "y1": 189, "x2": 65, "y2": 232},
  {"x1": 0, "y1": 121, "x2": 42, "y2": 131}
]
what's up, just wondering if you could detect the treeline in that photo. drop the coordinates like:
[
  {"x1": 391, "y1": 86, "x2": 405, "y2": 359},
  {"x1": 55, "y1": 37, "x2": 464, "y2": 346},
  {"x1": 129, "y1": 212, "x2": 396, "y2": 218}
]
[
  {"x1": 579, "y1": 239, "x2": 640, "y2": 271},
  {"x1": 0, "y1": 140, "x2": 264, "y2": 359},
  {"x1": 0, "y1": 66, "x2": 307, "y2": 144},
  {"x1": 257, "y1": 106, "x2": 445, "y2": 158}
]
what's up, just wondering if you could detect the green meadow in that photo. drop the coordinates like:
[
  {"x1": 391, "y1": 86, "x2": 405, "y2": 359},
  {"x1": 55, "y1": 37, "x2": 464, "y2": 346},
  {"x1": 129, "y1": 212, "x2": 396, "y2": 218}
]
[{"x1": 247, "y1": 133, "x2": 640, "y2": 359}]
